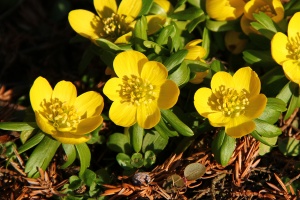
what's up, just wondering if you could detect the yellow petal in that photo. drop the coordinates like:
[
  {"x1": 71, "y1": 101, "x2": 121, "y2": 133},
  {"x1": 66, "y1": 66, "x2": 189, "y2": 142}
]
[
  {"x1": 94, "y1": 0, "x2": 117, "y2": 19},
  {"x1": 207, "y1": 112, "x2": 231, "y2": 127},
  {"x1": 244, "y1": 0, "x2": 265, "y2": 21},
  {"x1": 109, "y1": 101, "x2": 137, "y2": 127},
  {"x1": 74, "y1": 91, "x2": 104, "y2": 118},
  {"x1": 185, "y1": 39, "x2": 202, "y2": 47},
  {"x1": 288, "y1": 12, "x2": 300, "y2": 39},
  {"x1": 52, "y1": 81, "x2": 77, "y2": 105},
  {"x1": 113, "y1": 50, "x2": 148, "y2": 77},
  {"x1": 225, "y1": 117, "x2": 255, "y2": 138},
  {"x1": 118, "y1": 0, "x2": 142, "y2": 20},
  {"x1": 211, "y1": 71, "x2": 234, "y2": 93},
  {"x1": 103, "y1": 77, "x2": 122, "y2": 101},
  {"x1": 240, "y1": 15, "x2": 257, "y2": 35},
  {"x1": 283, "y1": 60, "x2": 300, "y2": 85},
  {"x1": 194, "y1": 87, "x2": 215, "y2": 117},
  {"x1": 154, "y1": 0, "x2": 174, "y2": 14},
  {"x1": 30, "y1": 77, "x2": 53, "y2": 112},
  {"x1": 271, "y1": 0, "x2": 284, "y2": 23},
  {"x1": 245, "y1": 94, "x2": 267, "y2": 119},
  {"x1": 35, "y1": 112, "x2": 57, "y2": 135},
  {"x1": 157, "y1": 80, "x2": 180, "y2": 109},
  {"x1": 233, "y1": 67, "x2": 261, "y2": 96},
  {"x1": 271, "y1": 32, "x2": 289, "y2": 65},
  {"x1": 72, "y1": 115, "x2": 103, "y2": 135},
  {"x1": 137, "y1": 103, "x2": 160, "y2": 129},
  {"x1": 185, "y1": 45, "x2": 206, "y2": 60},
  {"x1": 141, "y1": 61, "x2": 168, "y2": 86},
  {"x1": 206, "y1": 0, "x2": 245, "y2": 21},
  {"x1": 146, "y1": 15, "x2": 166, "y2": 35},
  {"x1": 189, "y1": 71, "x2": 208, "y2": 84},
  {"x1": 68, "y1": 10, "x2": 103, "y2": 40},
  {"x1": 52, "y1": 132, "x2": 90, "y2": 144},
  {"x1": 114, "y1": 31, "x2": 132, "y2": 44}
]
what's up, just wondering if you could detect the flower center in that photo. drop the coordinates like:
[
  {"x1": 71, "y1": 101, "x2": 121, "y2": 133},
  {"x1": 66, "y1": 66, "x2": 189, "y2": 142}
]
[
  {"x1": 102, "y1": 13, "x2": 129, "y2": 41},
  {"x1": 118, "y1": 75, "x2": 156, "y2": 106},
  {"x1": 40, "y1": 98, "x2": 81, "y2": 132},
  {"x1": 209, "y1": 85, "x2": 249, "y2": 117},
  {"x1": 286, "y1": 33, "x2": 300, "y2": 61},
  {"x1": 254, "y1": 5, "x2": 275, "y2": 18}
]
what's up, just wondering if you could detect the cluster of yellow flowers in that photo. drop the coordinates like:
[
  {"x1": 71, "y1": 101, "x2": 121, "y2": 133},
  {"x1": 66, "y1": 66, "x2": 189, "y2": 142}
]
[{"x1": 29, "y1": 0, "x2": 300, "y2": 145}]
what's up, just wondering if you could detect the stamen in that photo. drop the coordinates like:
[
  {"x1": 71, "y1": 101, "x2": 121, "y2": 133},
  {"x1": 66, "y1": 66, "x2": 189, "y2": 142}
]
[
  {"x1": 117, "y1": 75, "x2": 156, "y2": 106},
  {"x1": 209, "y1": 86, "x2": 249, "y2": 117},
  {"x1": 101, "y1": 13, "x2": 129, "y2": 41},
  {"x1": 40, "y1": 98, "x2": 80, "y2": 131},
  {"x1": 286, "y1": 32, "x2": 300, "y2": 61}
]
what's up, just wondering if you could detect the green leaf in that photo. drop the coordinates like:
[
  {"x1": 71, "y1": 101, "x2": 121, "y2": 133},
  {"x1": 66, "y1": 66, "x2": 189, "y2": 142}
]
[
  {"x1": 129, "y1": 124, "x2": 144, "y2": 153},
  {"x1": 131, "y1": 153, "x2": 144, "y2": 168},
  {"x1": 0, "y1": 122, "x2": 37, "y2": 131},
  {"x1": 156, "y1": 25, "x2": 176, "y2": 45},
  {"x1": 163, "y1": 49, "x2": 188, "y2": 72},
  {"x1": 258, "y1": 98, "x2": 286, "y2": 124},
  {"x1": 243, "y1": 50, "x2": 275, "y2": 66},
  {"x1": 20, "y1": 129, "x2": 36, "y2": 144},
  {"x1": 251, "y1": 12, "x2": 280, "y2": 39},
  {"x1": 212, "y1": 130, "x2": 236, "y2": 166},
  {"x1": 78, "y1": 45, "x2": 96, "y2": 74},
  {"x1": 142, "y1": 130, "x2": 168, "y2": 154},
  {"x1": 139, "y1": 0, "x2": 153, "y2": 16},
  {"x1": 170, "y1": 7, "x2": 204, "y2": 20},
  {"x1": 133, "y1": 15, "x2": 148, "y2": 52},
  {"x1": 143, "y1": 41, "x2": 166, "y2": 54},
  {"x1": 144, "y1": 150, "x2": 156, "y2": 168},
  {"x1": 154, "y1": 118, "x2": 179, "y2": 138},
  {"x1": 285, "y1": 83, "x2": 300, "y2": 120},
  {"x1": 185, "y1": 60, "x2": 209, "y2": 72},
  {"x1": 210, "y1": 59, "x2": 225, "y2": 75},
  {"x1": 168, "y1": 61, "x2": 191, "y2": 86},
  {"x1": 259, "y1": 136, "x2": 278, "y2": 156},
  {"x1": 254, "y1": 119, "x2": 282, "y2": 138},
  {"x1": 202, "y1": 27, "x2": 210, "y2": 59},
  {"x1": 184, "y1": 163, "x2": 206, "y2": 180},
  {"x1": 186, "y1": 15, "x2": 206, "y2": 33},
  {"x1": 61, "y1": 144, "x2": 76, "y2": 169},
  {"x1": 81, "y1": 169, "x2": 97, "y2": 187},
  {"x1": 284, "y1": 0, "x2": 300, "y2": 16},
  {"x1": 116, "y1": 153, "x2": 134, "y2": 169},
  {"x1": 161, "y1": 109, "x2": 194, "y2": 136},
  {"x1": 25, "y1": 135, "x2": 61, "y2": 178},
  {"x1": 278, "y1": 137, "x2": 300, "y2": 156},
  {"x1": 18, "y1": 131, "x2": 45, "y2": 154},
  {"x1": 206, "y1": 19, "x2": 240, "y2": 32},
  {"x1": 75, "y1": 143, "x2": 91, "y2": 177},
  {"x1": 95, "y1": 38, "x2": 122, "y2": 51},
  {"x1": 251, "y1": 130, "x2": 276, "y2": 146},
  {"x1": 276, "y1": 81, "x2": 293, "y2": 104},
  {"x1": 107, "y1": 132, "x2": 132, "y2": 154}
]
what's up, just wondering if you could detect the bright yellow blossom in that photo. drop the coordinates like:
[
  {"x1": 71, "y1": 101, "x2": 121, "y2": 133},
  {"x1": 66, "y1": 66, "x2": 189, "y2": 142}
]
[
  {"x1": 30, "y1": 77, "x2": 104, "y2": 144},
  {"x1": 194, "y1": 67, "x2": 267, "y2": 138},
  {"x1": 206, "y1": 0, "x2": 245, "y2": 21},
  {"x1": 103, "y1": 50, "x2": 180, "y2": 129},
  {"x1": 154, "y1": 0, "x2": 174, "y2": 15},
  {"x1": 241, "y1": 0, "x2": 284, "y2": 35},
  {"x1": 184, "y1": 39, "x2": 208, "y2": 84},
  {"x1": 271, "y1": 12, "x2": 300, "y2": 85},
  {"x1": 68, "y1": 0, "x2": 166, "y2": 44}
]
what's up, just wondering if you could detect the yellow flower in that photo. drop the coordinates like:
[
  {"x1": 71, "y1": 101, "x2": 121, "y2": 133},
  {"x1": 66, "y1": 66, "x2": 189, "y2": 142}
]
[
  {"x1": 153, "y1": 0, "x2": 174, "y2": 14},
  {"x1": 206, "y1": 0, "x2": 245, "y2": 21},
  {"x1": 103, "y1": 50, "x2": 180, "y2": 129},
  {"x1": 30, "y1": 77, "x2": 104, "y2": 144},
  {"x1": 271, "y1": 12, "x2": 300, "y2": 85},
  {"x1": 224, "y1": 30, "x2": 247, "y2": 54},
  {"x1": 241, "y1": 0, "x2": 284, "y2": 35},
  {"x1": 194, "y1": 67, "x2": 267, "y2": 138},
  {"x1": 68, "y1": 0, "x2": 166, "y2": 44},
  {"x1": 184, "y1": 39, "x2": 208, "y2": 84}
]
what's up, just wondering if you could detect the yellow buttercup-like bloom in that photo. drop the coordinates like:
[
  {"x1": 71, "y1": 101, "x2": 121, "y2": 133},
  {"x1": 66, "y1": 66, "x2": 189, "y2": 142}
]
[
  {"x1": 103, "y1": 50, "x2": 180, "y2": 129},
  {"x1": 206, "y1": 0, "x2": 245, "y2": 21},
  {"x1": 68, "y1": 0, "x2": 166, "y2": 44},
  {"x1": 271, "y1": 12, "x2": 300, "y2": 85},
  {"x1": 30, "y1": 77, "x2": 104, "y2": 144},
  {"x1": 194, "y1": 67, "x2": 267, "y2": 138},
  {"x1": 241, "y1": 0, "x2": 284, "y2": 35},
  {"x1": 184, "y1": 39, "x2": 208, "y2": 84}
]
